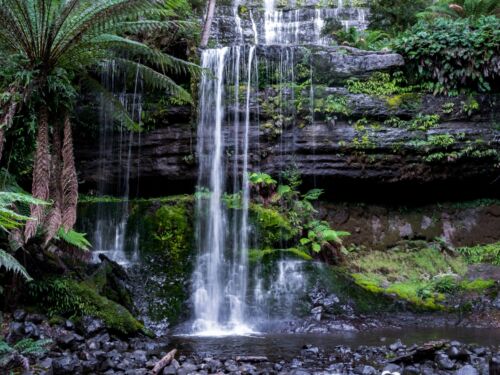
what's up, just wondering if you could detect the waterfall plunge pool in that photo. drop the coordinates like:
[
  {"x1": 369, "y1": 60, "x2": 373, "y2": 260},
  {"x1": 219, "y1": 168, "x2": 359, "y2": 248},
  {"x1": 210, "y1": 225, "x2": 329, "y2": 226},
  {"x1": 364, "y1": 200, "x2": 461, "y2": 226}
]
[{"x1": 170, "y1": 328, "x2": 500, "y2": 361}]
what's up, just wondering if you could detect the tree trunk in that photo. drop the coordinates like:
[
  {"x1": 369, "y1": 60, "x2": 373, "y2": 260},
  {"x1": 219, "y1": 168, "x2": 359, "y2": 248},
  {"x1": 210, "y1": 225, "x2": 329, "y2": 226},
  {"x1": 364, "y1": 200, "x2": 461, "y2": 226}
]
[
  {"x1": 25, "y1": 106, "x2": 51, "y2": 241},
  {"x1": 45, "y1": 125, "x2": 63, "y2": 244},
  {"x1": 61, "y1": 115, "x2": 78, "y2": 230},
  {"x1": 200, "y1": 0, "x2": 216, "y2": 48},
  {"x1": 0, "y1": 89, "x2": 20, "y2": 162}
]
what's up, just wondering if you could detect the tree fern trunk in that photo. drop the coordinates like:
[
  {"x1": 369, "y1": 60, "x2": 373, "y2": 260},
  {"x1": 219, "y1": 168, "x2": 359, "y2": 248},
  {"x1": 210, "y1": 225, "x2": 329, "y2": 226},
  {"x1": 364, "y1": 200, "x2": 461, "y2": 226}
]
[
  {"x1": 61, "y1": 114, "x2": 78, "y2": 230},
  {"x1": 45, "y1": 125, "x2": 63, "y2": 244},
  {"x1": 200, "y1": 0, "x2": 216, "y2": 48},
  {"x1": 25, "y1": 106, "x2": 51, "y2": 240},
  {"x1": 0, "y1": 92, "x2": 20, "y2": 162}
]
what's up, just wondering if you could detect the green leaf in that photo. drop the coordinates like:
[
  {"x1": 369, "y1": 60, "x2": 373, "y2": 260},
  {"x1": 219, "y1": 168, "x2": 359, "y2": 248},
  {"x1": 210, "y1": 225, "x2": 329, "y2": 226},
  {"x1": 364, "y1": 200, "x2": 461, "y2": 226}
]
[
  {"x1": 55, "y1": 228, "x2": 92, "y2": 251},
  {"x1": 299, "y1": 238, "x2": 311, "y2": 245},
  {"x1": 312, "y1": 243, "x2": 322, "y2": 253},
  {"x1": 0, "y1": 249, "x2": 32, "y2": 281}
]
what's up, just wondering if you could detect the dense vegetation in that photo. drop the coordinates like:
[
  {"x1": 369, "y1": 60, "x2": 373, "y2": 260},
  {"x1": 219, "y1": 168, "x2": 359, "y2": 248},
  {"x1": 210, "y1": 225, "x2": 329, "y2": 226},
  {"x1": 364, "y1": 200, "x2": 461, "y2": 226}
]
[{"x1": 0, "y1": 2, "x2": 498, "y2": 371}]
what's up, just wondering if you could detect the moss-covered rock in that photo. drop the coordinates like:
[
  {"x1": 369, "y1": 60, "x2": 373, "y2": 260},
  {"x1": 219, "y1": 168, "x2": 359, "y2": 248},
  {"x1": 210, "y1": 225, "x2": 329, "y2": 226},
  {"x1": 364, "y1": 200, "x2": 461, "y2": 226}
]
[
  {"x1": 28, "y1": 278, "x2": 143, "y2": 335},
  {"x1": 249, "y1": 204, "x2": 298, "y2": 248},
  {"x1": 129, "y1": 198, "x2": 195, "y2": 326}
]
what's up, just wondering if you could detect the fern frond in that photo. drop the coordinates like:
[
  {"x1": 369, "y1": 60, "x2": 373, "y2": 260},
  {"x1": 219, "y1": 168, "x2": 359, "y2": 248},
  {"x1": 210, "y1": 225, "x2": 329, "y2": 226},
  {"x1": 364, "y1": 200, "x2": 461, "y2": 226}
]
[
  {"x1": 55, "y1": 227, "x2": 91, "y2": 251},
  {"x1": 113, "y1": 58, "x2": 193, "y2": 103},
  {"x1": 0, "y1": 249, "x2": 32, "y2": 281}
]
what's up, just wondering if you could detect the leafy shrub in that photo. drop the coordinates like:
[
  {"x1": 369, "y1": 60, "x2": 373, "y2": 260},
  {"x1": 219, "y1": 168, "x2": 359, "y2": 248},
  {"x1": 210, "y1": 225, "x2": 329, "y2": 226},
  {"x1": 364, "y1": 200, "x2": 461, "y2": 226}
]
[
  {"x1": 394, "y1": 16, "x2": 500, "y2": 94},
  {"x1": 346, "y1": 72, "x2": 417, "y2": 97},
  {"x1": 418, "y1": 0, "x2": 500, "y2": 20},
  {"x1": 457, "y1": 242, "x2": 500, "y2": 265},
  {"x1": 369, "y1": 0, "x2": 432, "y2": 34}
]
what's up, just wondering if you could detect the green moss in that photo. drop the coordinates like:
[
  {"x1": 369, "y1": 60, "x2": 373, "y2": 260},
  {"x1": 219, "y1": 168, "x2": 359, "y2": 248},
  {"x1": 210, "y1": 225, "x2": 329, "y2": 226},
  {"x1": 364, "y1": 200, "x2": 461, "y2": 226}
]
[
  {"x1": 29, "y1": 278, "x2": 143, "y2": 335},
  {"x1": 249, "y1": 204, "x2": 298, "y2": 247},
  {"x1": 351, "y1": 273, "x2": 385, "y2": 293},
  {"x1": 138, "y1": 201, "x2": 194, "y2": 325},
  {"x1": 249, "y1": 248, "x2": 313, "y2": 263},
  {"x1": 77, "y1": 281, "x2": 144, "y2": 335},
  {"x1": 460, "y1": 278, "x2": 495, "y2": 292},
  {"x1": 348, "y1": 245, "x2": 467, "y2": 311}
]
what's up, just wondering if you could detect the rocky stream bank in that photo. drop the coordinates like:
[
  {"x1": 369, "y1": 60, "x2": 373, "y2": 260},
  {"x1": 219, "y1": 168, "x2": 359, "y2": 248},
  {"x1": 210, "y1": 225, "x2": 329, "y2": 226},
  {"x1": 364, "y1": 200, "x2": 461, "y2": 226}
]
[{"x1": 2, "y1": 309, "x2": 500, "y2": 375}]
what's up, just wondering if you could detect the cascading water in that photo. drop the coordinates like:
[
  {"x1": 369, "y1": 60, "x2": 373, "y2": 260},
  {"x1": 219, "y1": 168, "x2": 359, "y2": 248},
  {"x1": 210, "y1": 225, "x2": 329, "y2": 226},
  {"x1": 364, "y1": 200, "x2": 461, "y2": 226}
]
[
  {"x1": 192, "y1": 46, "x2": 257, "y2": 335},
  {"x1": 191, "y1": 0, "x2": 369, "y2": 335},
  {"x1": 92, "y1": 63, "x2": 142, "y2": 266}
]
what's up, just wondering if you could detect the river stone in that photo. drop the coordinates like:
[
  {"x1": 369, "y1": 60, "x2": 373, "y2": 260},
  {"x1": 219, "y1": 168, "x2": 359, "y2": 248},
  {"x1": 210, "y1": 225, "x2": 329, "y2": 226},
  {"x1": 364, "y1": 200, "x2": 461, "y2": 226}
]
[
  {"x1": 80, "y1": 316, "x2": 105, "y2": 337},
  {"x1": 25, "y1": 313, "x2": 46, "y2": 323},
  {"x1": 456, "y1": 365, "x2": 479, "y2": 375},
  {"x1": 53, "y1": 355, "x2": 80, "y2": 374},
  {"x1": 354, "y1": 365, "x2": 378, "y2": 375},
  {"x1": 383, "y1": 363, "x2": 402, "y2": 373},
  {"x1": 13, "y1": 309, "x2": 27, "y2": 322},
  {"x1": 436, "y1": 353, "x2": 455, "y2": 370},
  {"x1": 402, "y1": 365, "x2": 420, "y2": 375},
  {"x1": 389, "y1": 340, "x2": 405, "y2": 351}
]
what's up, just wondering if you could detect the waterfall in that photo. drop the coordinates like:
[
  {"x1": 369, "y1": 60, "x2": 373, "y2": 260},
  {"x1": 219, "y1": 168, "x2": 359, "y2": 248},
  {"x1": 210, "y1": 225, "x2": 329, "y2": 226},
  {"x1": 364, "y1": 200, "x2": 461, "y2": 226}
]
[
  {"x1": 92, "y1": 62, "x2": 142, "y2": 266},
  {"x1": 192, "y1": 46, "x2": 257, "y2": 335},
  {"x1": 191, "y1": 0, "x2": 369, "y2": 335}
]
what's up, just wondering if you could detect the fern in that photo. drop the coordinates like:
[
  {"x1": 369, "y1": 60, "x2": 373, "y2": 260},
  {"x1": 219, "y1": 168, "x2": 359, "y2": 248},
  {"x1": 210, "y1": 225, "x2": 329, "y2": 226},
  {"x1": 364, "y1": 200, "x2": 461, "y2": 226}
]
[
  {"x1": 55, "y1": 228, "x2": 92, "y2": 251},
  {"x1": 13, "y1": 339, "x2": 52, "y2": 356},
  {"x1": 0, "y1": 249, "x2": 32, "y2": 281}
]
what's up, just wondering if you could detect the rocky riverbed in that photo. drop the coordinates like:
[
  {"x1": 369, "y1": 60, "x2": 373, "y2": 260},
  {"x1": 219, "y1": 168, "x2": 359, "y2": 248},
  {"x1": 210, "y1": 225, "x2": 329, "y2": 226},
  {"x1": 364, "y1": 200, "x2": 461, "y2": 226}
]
[{"x1": 2, "y1": 310, "x2": 500, "y2": 374}]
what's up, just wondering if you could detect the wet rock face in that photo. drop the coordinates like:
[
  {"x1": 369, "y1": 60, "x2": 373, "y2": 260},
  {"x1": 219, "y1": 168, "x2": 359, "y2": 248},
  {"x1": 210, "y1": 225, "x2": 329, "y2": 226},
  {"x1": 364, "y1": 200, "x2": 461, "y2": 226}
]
[
  {"x1": 320, "y1": 202, "x2": 500, "y2": 250},
  {"x1": 75, "y1": 116, "x2": 499, "y2": 198}
]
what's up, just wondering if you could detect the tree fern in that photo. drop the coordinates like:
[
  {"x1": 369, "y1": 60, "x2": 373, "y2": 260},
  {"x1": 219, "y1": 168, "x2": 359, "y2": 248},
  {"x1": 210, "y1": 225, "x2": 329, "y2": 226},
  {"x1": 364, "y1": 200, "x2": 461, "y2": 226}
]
[{"x1": 0, "y1": 0, "x2": 200, "y2": 238}]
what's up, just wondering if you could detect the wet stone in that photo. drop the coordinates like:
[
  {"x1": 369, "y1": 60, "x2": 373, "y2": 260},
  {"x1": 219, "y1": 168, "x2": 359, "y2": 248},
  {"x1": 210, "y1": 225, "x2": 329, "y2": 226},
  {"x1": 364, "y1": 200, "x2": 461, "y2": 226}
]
[
  {"x1": 13, "y1": 309, "x2": 27, "y2": 321},
  {"x1": 456, "y1": 364, "x2": 479, "y2": 375},
  {"x1": 436, "y1": 353, "x2": 455, "y2": 370}
]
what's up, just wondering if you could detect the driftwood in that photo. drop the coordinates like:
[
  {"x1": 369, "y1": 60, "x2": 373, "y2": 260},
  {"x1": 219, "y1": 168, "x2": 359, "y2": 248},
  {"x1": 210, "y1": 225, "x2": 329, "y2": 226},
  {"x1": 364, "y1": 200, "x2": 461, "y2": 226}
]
[
  {"x1": 389, "y1": 340, "x2": 448, "y2": 365},
  {"x1": 152, "y1": 349, "x2": 177, "y2": 374},
  {"x1": 235, "y1": 356, "x2": 269, "y2": 363}
]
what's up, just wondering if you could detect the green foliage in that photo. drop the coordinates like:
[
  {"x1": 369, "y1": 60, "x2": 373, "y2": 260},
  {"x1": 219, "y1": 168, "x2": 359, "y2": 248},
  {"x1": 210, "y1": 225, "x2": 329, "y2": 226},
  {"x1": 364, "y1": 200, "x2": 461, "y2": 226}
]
[
  {"x1": 349, "y1": 244, "x2": 468, "y2": 310},
  {"x1": 248, "y1": 248, "x2": 313, "y2": 262},
  {"x1": 149, "y1": 204, "x2": 191, "y2": 261},
  {"x1": 314, "y1": 94, "x2": 351, "y2": 118},
  {"x1": 0, "y1": 0, "x2": 200, "y2": 136},
  {"x1": 346, "y1": 72, "x2": 418, "y2": 97},
  {"x1": 461, "y1": 96, "x2": 480, "y2": 116},
  {"x1": 249, "y1": 204, "x2": 298, "y2": 247},
  {"x1": 419, "y1": 0, "x2": 500, "y2": 20},
  {"x1": 249, "y1": 172, "x2": 277, "y2": 186},
  {"x1": 55, "y1": 228, "x2": 91, "y2": 251},
  {"x1": 384, "y1": 114, "x2": 440, "y2": 131},
  {"x1": 139, "y1": 201, "x2": 194, "y2": 324},
  {"x1": 0, "y1": 338, "x2": 51, "y2": 371},
  {"x1": 441, "y1": 102, "x2": 455, "y2": 114},
  {"x1": 394, "y1": 16, "x2": 500, "y2": 94},
  {"x1": 0, "y1": 250, "x2": 31, "y2": 282},
  {"x1": 0, "y1": 192, "x2": 47, "y2": 231},
  {"x1": 457, "y1": 242, "x2": 500, "y2": 265},
  {"x1": 28, "y1": 278, "x2": 143, "y2": 335},
  {"x1": 0, "y1": 191, "x2": 46, "y2": 282},
  {"x1": 299, "y1": 220, "x2": 350, "y2": 254},
  {"x1": 369, "y1": 0, "x2": 432, "y2": 34},
  {"x1": 322, "y1": 21, "x2": 391, "y2": 50}
]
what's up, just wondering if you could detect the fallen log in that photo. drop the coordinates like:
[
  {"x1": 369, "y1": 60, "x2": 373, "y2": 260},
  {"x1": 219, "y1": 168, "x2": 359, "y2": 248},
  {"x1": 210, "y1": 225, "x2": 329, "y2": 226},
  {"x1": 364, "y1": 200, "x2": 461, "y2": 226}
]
[{"x1": 152, "y1": 348, "x2": 177, "y2": 374}]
